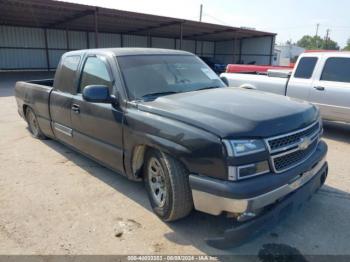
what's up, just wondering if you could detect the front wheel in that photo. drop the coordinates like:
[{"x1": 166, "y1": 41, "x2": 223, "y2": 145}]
[{"x1": 144, "y1": 149, "x2": 193, "y2": 222}]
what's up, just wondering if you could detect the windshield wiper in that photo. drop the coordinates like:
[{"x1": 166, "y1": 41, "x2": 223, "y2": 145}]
[{"x1": 141, "y1": 91, "x2": 179, "y2": 100}]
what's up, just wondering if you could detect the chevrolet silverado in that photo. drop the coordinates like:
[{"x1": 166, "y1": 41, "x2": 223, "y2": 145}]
[{"x1": 15, "y1": 48, "x2": 328, "y2": 248}]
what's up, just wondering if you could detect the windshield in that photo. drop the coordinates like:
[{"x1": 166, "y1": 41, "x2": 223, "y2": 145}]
[{"x1": 117, "y1": 55, "x2": 226, "y2": 100}]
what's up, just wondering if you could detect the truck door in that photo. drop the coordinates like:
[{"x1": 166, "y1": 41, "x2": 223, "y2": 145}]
[
  {"x1": 308, "y1": 56, "x2": 350, "y2": 122},
  {"x1": 286, "y1": 56, "x2": 318, "y2": 100},
  {"x1": 70, "y1": 55, "x2": 125, "y2": 174},
  {"x1": 50, "y1": 55, "x2": 81, "y2": 145}
]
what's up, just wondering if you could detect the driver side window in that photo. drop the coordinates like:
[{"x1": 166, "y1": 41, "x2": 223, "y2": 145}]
[{"x1": 80, "y1": 57, "x2": 113, "y2": 93}]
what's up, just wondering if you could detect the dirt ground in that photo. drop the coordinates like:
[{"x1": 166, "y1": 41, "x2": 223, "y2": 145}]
[{"x1": 0, "y1": 72, "x2": 349, "y2": 257}]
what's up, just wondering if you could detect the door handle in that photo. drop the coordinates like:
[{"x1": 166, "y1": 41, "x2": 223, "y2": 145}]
[
  {"x1": 71, "y1": 104, "x2": 80, "y2": 114},
  {"x1": 314, "y1": 86, "x2": 325, "y2": 91}
]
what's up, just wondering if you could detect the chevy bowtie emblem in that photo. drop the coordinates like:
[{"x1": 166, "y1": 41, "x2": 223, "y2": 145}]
[{"x1": 298, "y1": 137, "x2": 311, "y2": 150}]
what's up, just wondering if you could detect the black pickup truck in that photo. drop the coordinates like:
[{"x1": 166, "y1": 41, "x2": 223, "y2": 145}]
[{"x1": 15, "y1": 48, "x2": 328, "y2": 248}]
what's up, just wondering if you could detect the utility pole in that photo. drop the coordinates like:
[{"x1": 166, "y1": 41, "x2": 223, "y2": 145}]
[
  {"x1": 325, "y1": 29, "x2": 330, "y2": 49},
  {"x1": 199, "y1": 4, "x2": 203, "y2": 22},
  {"x1": 315, "y1": 23, "x2": 320, "y2": 48},
  {"x1": 315, "y1": 23, "x2": 320, "y2": 37}
]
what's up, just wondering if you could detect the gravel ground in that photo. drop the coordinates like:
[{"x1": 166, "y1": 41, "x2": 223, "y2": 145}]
[{"x1": 0, "y1": 72, "x2": 349, "y2": 257}]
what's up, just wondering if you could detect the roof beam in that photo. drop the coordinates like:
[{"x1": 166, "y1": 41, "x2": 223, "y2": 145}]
[
  {"x1": 183, "y1": 28, "x2": 236, "y2": 39},
  {"x1": 125, "y1": 21, "x2": 183, "y2": 34},
  {"x1": 47, "y1": 9, "x2": 94, "y2": 28}
]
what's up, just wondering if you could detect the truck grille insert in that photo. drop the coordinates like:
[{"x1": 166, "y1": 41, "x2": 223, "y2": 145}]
[
  {"x1": 266, "y1": 121, "x2": 321, "y2": 173},
  {"x1": 273, "y1": 139, "x2": 318, "y2": 172},
  {"x1": 267, "y1": 122, "x2": 319, "y2": 153}
]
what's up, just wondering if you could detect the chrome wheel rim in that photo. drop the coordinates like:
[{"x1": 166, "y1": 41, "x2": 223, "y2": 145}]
[
  {"x1": 27, "y1": 110, "x2": 39, "y2": 136},
  {"x1": 147, "y1": 157, "x2": 167, "y2": 207}
]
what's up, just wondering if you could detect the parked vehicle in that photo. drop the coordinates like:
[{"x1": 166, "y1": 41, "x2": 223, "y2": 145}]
[
  {"x1": 15, "y1": 48, "x2": 328, "y2": 248},
  {"x1": 225, "y1": 64, "x2": 294, "y2": 74},
  {"x1": 221, "y1": 51, "x2": 350, "y2": 123},
  {"x1": 200, "y1": 56, "x2": 227, "y2": 74}
]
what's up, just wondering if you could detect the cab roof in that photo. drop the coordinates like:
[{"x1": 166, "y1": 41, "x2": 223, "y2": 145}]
[{"x1": 65, "y1": 48, "x2": 193, "y2": 57}]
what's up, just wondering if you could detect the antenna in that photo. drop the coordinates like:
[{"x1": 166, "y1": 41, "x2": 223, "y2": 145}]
[{"x1": 199, "y1": 4, "x2": 203, "y2": 22}]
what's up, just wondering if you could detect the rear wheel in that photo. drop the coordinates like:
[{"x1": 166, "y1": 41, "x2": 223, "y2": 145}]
[
  {"x1": 25, "y1": 107, "x2": 46, "y2": 139},
  {"x1": 144, "y1": 149, "x2": 193, "y2": 222}
]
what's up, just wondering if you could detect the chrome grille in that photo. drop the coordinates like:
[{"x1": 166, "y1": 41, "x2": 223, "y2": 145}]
[
  {"x1": 273, "y1": 139, "x2": 318, "y2": 172},
  {"x1": 266, "y1": 121, "x2": 321, "y2": 173},
  {"x1": 267, "y1": 122, "x2": 320, "y2": 153}
]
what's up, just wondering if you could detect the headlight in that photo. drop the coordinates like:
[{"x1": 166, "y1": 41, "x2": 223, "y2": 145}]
[
  {"x1": 224, "y1": 139, "x2": 266, "y2": 157},
  {"x1": 228, "y1": 161, "x2": 270, "y2": 181}
]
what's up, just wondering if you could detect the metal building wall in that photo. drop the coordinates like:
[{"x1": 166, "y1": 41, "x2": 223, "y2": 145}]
[
  {"x1": 122, "y1": 35, "x2": 148, "y2": 48},
  {"x1": 47, "y1": 29, "x2": 68, "y2": 69},
  {"x1": 152, "y1": 37, "x2": 175, "y2": 49},
  {"x1": 1, "y1": 25, "x2": 219, "y2": 70},
  {"x1": 193, "y1": 41, "x2": 215, "y2": 57},
  {"x1": 214, "y1": 36, "x2": 274, "y2": 65},
  {"x1": 0, "y1": 26, "x2": 46, "y2": 69},
  {"x1": 180, "y1": 40, "x2": 196, "y2": 53},
  {"x1": 88, "y1": 32, "x2": 122, "y2": 48},
  {"x1": 240, "y1": 36, "x2": 274, "y2": 65},
  {"x1": 214, "y1": 39, "x2": 240, "y2": 64}
]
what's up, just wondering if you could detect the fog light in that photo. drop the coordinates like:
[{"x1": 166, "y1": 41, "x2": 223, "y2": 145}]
[{"x1": 229, "y1": 161, "x2": 270, "y2": 181}]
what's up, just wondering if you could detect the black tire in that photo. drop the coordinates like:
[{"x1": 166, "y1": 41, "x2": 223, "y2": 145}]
[
  {"x1": 144, "y1": 149, "x2": 193, "y2": 222},
  {"x1": 25, "y1": 107, "x2": 47, "y2": 139}
]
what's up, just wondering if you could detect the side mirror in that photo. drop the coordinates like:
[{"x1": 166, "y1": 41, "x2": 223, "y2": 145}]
[{"x1": 82, "y1": 85, "x2": 113, "y2": 103}]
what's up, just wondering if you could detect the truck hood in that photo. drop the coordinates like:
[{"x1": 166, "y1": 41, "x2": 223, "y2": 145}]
[{"x1": 137, "y1": 87, "x2": 319, "y2": 138}]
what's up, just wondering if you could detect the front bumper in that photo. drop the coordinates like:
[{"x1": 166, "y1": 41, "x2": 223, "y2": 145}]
[
  {"x1": 189, "y1": 140, "x2": 327, "y2": 216},
  {"x1": 206, "y1": 161, "x2": 328, "y2": 249},
  {"x1": 189, "y1": 140, "x2": 328, "y2": 249}
]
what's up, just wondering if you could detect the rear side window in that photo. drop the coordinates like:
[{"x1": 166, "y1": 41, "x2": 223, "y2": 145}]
[
  {"x1": 294, "y1": 57, "x2": 318, "y2": 79},
  {"x1": 321, "y1": 57, "x2": 350, "y2": 83},
  {"x1": 54, "y1": 55, "x2": 80, "y2": 93},
  {"x1": 79, "y1": 57, "x2": 113, "y2": 93}
]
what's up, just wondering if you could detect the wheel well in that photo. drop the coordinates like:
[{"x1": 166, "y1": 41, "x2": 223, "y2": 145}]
[
  {"x1": 131, "y1": 145, "x2": 148, "y2": 179},
  {"x1": 131, "y1": 145, "x2": 186, "y2": 179},
  {"x1": 23, "y1": 105, "x2": 29, "y2": 119},
  {"x1": 23, "y1": 105, "x2": 28, "y2": 115}
]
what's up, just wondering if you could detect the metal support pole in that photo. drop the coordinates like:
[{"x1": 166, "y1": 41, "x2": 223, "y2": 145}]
[
  {"x1": 199, "y1": 4, "x2": 203, "y2": 22},
  {"x1": 120, "y1": 33, "x2": 123, "y2": 47},
  {"x1": 179, "y1": 23, "x2": 183, "y2": 50},
  {"x1": 86, "y1": 31, "x2": 90, "y2": 49},
  {"x1": 239, "y1": 39, "x2": 242, "y2": 64},
  {"x1": 94, "y1": 7, "x2": 99, "y2": 48},
  {"x1": 214, "y1": 41, "x2": 217, "y2": 59},
  {"x1": 65, "y1": 28, "x2": 70, "y2": 50},
  {"x1": 148, "y1": 32, "x2": 152, "y2": 47},
  {"x1": 43, "y1": 29, "x2": 50, "y2": 71},
  {"x1": 233, "y1": 34, "x2": 236, "y2": 63},
  {"x1": 269, "y1": 36, "x2": 275, "y2": 65}
]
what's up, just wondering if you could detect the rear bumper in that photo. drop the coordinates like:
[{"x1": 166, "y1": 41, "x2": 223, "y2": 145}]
[{"x1": 206, "y1": 161, "x2": 328, "y2": 249}]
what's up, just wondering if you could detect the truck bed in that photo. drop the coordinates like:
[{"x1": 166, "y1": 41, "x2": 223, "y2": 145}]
[
  {"x1": 220, "y1": 73, "x2": 288, "y2": 96},
  {"x1": 14, "y1": 79, "x2": 54, "y2": 135}
]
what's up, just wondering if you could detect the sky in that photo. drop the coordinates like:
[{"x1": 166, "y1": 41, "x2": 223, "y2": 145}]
[{"x1": 60, "y1": 0, "x2": 350, "y2": 48}]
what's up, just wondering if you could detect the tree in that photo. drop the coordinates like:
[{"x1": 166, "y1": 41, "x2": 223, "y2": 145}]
[
  {"x1": 343, "y1": 39, "x2": 350, "y2": 51},
  {"x1": 297, "y1": 35, "x2": 339, "y2": 50}
]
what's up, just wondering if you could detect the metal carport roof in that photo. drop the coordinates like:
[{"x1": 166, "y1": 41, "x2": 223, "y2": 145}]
[{"x1": 0, "y1": 0, "x2": 275, "y2": 43}]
